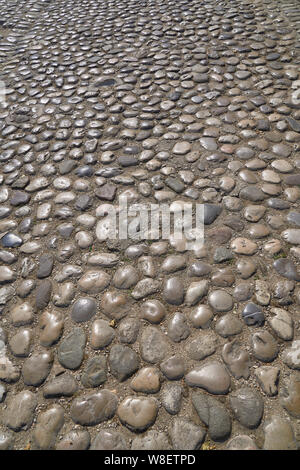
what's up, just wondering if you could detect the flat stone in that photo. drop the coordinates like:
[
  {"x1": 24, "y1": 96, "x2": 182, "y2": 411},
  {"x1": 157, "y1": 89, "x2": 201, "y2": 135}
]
[
  {"x1": 109, "y1": 344, "x2": 139, "y2": 381},
  {"x1": 215, "y1": 314, "x2": 243, "y2": 337},
  {"x1": 43, "y1": 373, "x2": 78, "y2": 397},
  {"x1": 140, "y1": 326, "x2": 169, "y2": 364},
  {"x1": 264, "y1": 415, "x2": 298, "y2": 450},
  {"x1": 35, "y1": 280, "x2": 52, "y2": 310},
  {"x1": 161, "y1": 383, "x2": 183, "y2": 415},
  {"x1": 282, "y1": 340, "x2": 300, "y2": 370},
  {"x1": 222, "y1": 341, "x2": 251, "y2": 379},
  {"x1": 192, "y1": 391, "x2": 231, "y2": 441},
  {"x1": 90, "y1": 429, "x2": 128, "y2": 450},
  {"x1": 118, "y1": 396, "x2": 158, "y2": 432},
  {"x1": 71, "y1": 297, "x2": 97, "y2": 323},
  {"x1": 131, "y1": 367, "x2": 160, "y2": 393},
  {"x1": 185, "y1": 362, "x2": 231, "y2": 394},
  {"x1": 274, "y1": 258, "x2": 300, "y2": 281},
  {"x1": 229, "y1": 387, "x2": 264, "y2": 429},
  {"x1": 203, "y1": 204, "x2": 222, "y2": 225},
  {"x1": 163, "y1": 277, "x2": 184, "y2": 305},
  {"x1": 81, "y1": 357, "x2": 107, "y2": 387},
  {"x1": 185, "y1": 331, "x2": 218, "y2": 361},
  {"x1": 254, "y1": 366, "x2": 280, "y2": 396},
  {"x1": 231, "y1": 237, "x2": 257, "y2": 255},
  {"x1": 269, "y1": 308, "x2": 293, "y2": 340},
  {"x1": 132, "y1": 430, "x2": 170, "y2": 450},
  {"x1": 71, "y1": 390, "x2": 118, "y2": 425},
  {"x1": 160, "y1": 355, "x2": 186, "y2": 380},
  {"x1": 22, "y1": 351, "x2": 53, "y2": 386},
  {"x1": 208, "y1": 290, "x2": 233, "y2": 312},
  {"x1": 280, "y1": 374, "x2": 300, "y2": 418},
  {"x1": 90, "y1": 319, "x2": 115, "y2": 349},
  {"x1": 39, "y1": 310, "x2": 64, "y2": 347},
  {"x1": 226, "y1": 435, "x2": 258, "y2": 450},
  {"x1": 2, "y1": 391, "x2": 37, "y2": 431},
  {"x1": 33, "y1": 405, "x2": 64, "y2": 450},
  {"x1": 251, "y1": 330, "x2": 279, "y2": 362},
  {"x1": 167, "y1": 312, "x2": 190, "y2": 342},
  {"x1": 113, "y1": 265, "x2": 139, "y2": 289},
  {"x1": 58, "y1": 327, "x2": 86, "y2": 369},
  {"x1": 56, "y1": 430, "x2": 91, "y2": 450},
  {"x1": 169, "y1": 418, "x2": 206, "y2": 450},
  {"x1": 78, "y1": 270, "x2": 110, "y2": 294},
  {"x1": 242, "y1": 302, "x2": 265, "y2": 326}
]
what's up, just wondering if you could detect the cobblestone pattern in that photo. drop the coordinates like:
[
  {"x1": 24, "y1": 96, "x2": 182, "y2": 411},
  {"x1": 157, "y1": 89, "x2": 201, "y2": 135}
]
[{"x1": 0, "y1": 0, "x2": 299, "y2": 451}]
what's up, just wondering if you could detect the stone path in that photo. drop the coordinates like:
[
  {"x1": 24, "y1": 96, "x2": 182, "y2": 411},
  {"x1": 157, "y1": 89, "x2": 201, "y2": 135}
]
[{"x1": 0, "y1": 0, "x2": 300, "y2": 451}]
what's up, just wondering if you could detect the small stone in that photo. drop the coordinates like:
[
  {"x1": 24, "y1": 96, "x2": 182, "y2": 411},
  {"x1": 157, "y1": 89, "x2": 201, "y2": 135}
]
[
  {"x1": 71, "y1": 297, "x2": 97, "y2": 323},
  {"x1": 169, "y1": 418, "x2": 206, "y2": 450},
  {"x1": 90, "y1": 319, "x2": 115, "y2": 349},
  {"x1": 222, "y1": 341, "x2": 251, "y2": 379},
  {"x1": 242, "y1": 302, "x2": 265, "y2": 326},
  {"x1": 263, "y1": 415, "x2": 298, "y2": 450},
  {"x1": 282, "y1": 341, "x2": 300, "y2": 370},
  {"x1": 269, "y1": 308, "x2": 293, "y2": 340},
  {"x1": 185, "y1": 331, "x2": 218, "y2": 361},
  {"x1": 58, "y1": 327, "x2": 86, "y2": 370},
  {"x1": 230, "y1": 387, "x2": 264, "y2": 429},
  {"x1": 109, "y1": 345, "x2": 139, "y2": 381},
  {"x1": 71, "y1": 390, "x2": 118, "y2": 425},
  {"x1": 56, "y1": 430, "x2": 91, "y2": 450},
  {"x1": 208, "y1": 290, "x2": 233, "y2": 312},
  {"x1": 192, "y1": 391, "x2": 231, "y2": 441},
  {"x1": 226, "y1": 435, "x2": 258, "y2": 450},
  {"x1": 33, "y1": 405, "x2": 64, "y2": 450},
  {"x1": 117, "y1": 396, "x2": 158, "y2": 432},
  {"x1": 254, "y1": 366, "x2": 280, "y2": 396},
  {"x1": 131, "y1": 367, "x2": 161, "y2": 393},
  {"x1": 90, "y1": 429, "x2": 127, "y2": 450},
  {"x1": 161, "y1": 383, "x2": 183, "y2": 415},
  {"x1": 251, "y1": 330, "x2": 279, "y2": 362},
  {"x1": 280, "y1": 374, "x2": 300, "y2": 418},
  {"x1": 215, "y1": 314, "x2": 243, "y2": 337},
  {"x1": 35, "y1": 280, "x2": 52, "y2": 310},
  {"x1": 43, "y1": 373, "x2": 78, "y2": 397},
  {"x1": 140, "y1": 326, "x2": 169, "y2": 364},
  {"x1": 81, "y1": 357, "x2": 107, "y2": 387},
  {"x1": 39, "y1": 310, "x2": 64, "y2": 347},
  {"x1": 167, "y1": 312, "x2": 190, "y2": 342},
  {"x1": 185, "y1": 362, "x2": 231, "y2": 394},
  {"x1": 132, "y1": 431, "x2": 170, "y2": 450},
  {"x1": 2, "y1": 391, "x2": 37, "y2": 431},
  {"x1": 160, "y1": 355, "x2": 186, "y2": 380}
]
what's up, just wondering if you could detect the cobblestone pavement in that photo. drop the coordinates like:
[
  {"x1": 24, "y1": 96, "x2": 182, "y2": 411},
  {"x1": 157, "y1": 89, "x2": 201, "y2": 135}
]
[{"x1": 0, "y1": 0, "x2": 299, "y2": 451}]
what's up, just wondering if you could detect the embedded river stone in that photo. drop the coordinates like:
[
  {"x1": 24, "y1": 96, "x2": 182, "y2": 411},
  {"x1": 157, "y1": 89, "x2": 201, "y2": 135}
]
[
  {"x1": 71, "y1": 390, "x2": 118, "y2": 425},
  {"x1": 229, "y1": 387, "x2": 264, "y2": 429},
  {"x1": 192, "y1": 391, "x2": 232, "y2": 441},
  {"x1": 1, "y1": 0, "x2": 300, "y2": 451},
  {"x1": 117, "y1": 396, "x2": 158, "y2": 432},
  {"x1": 2, "y1": 391, "x2": 37, "y2": 431},
  {"x1": 58, "y1": 327, "x2": 86, "y2": 370},
  {"x1": 185, "y1": 362, "x2": 231, "y2": 394},
  {"x1": 109, "y1": 345, "x2": 139, "y2": 381},
  {"x1": 71, "y1": 297, "x2": 97, "y2": 323}
]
